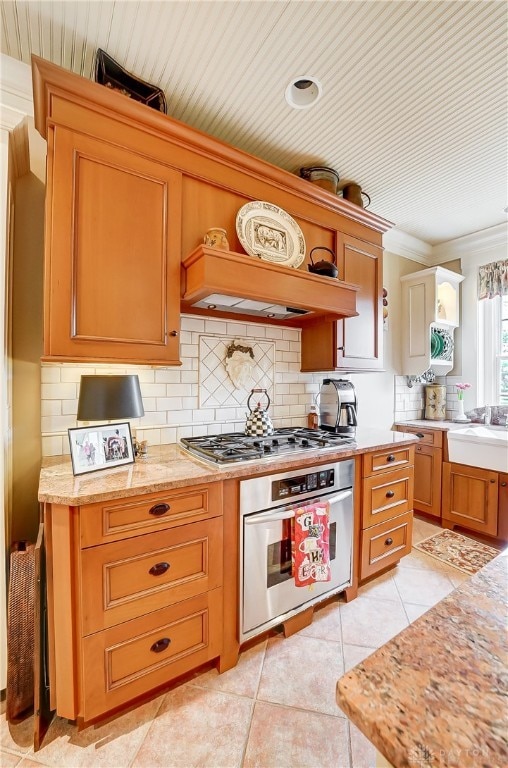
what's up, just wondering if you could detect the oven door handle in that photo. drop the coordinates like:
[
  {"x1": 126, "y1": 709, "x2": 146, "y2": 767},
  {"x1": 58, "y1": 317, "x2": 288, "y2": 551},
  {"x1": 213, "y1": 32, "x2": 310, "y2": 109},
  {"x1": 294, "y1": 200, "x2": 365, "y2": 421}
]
[
  {"x1": 325, "y1": 489, "x2": 353, "y2": 506},
  {"x1": 245, "y1": 509, "x2": 296, "y2": 524},
  {"x1": 244, "y1": 489, "x2": 352, "y2": 525}
]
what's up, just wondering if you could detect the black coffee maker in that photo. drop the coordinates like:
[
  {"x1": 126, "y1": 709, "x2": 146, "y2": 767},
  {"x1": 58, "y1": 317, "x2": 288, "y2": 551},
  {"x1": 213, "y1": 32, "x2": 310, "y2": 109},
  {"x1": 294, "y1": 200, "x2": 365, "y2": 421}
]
[{"x1": 318, "y1": 379, "x2": 358, "y2": 435}]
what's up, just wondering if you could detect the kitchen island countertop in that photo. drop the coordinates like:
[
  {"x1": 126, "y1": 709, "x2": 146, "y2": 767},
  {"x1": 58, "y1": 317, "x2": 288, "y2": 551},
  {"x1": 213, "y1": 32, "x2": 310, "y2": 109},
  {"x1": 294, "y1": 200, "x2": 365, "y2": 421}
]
[
  {"x1": 38, "y1": 427, "x2": 417, "y2": 505},
  {"x1": 336, "y1": 549, "x2": 508, "y2": 768}
]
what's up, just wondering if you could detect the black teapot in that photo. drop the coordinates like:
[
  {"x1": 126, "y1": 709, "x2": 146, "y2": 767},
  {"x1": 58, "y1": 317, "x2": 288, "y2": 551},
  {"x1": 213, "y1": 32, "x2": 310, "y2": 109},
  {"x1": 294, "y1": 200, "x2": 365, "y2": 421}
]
[{"x1": 307, "y1": 247, "x2": 338, "y2": 279}]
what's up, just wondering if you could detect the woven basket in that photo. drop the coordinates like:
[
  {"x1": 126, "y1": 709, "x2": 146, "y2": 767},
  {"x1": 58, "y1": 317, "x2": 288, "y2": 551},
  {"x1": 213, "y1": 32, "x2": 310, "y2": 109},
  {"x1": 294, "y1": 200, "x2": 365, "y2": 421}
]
[{"x1": 6, "y1": 541, "x2": 35, "y2": 721}]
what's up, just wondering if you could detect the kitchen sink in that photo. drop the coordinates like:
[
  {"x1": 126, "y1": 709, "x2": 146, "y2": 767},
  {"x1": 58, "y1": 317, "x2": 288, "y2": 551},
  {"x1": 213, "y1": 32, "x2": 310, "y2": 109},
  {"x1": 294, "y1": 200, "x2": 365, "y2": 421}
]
[{"x1": 447, "y1": 426, "x2": 508, "y2": 472}]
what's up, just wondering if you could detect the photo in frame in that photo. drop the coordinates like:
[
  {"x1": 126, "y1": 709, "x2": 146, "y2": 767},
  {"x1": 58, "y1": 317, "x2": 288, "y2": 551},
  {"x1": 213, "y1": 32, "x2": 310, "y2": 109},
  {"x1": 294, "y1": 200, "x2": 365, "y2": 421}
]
[{"x1": 68, "y1": 422, "x2": 134, "y2": 476}]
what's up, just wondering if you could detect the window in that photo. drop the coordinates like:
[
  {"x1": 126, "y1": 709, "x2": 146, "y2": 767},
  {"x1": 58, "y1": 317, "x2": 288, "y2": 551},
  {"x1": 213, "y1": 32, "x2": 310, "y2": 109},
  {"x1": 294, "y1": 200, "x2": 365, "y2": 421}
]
[
  {"x1": 480, "y1": 294, "x2": 508, "y2": 405},
  {"x1": 501, "y1": 294, "x2": 508, "y2": 404}
]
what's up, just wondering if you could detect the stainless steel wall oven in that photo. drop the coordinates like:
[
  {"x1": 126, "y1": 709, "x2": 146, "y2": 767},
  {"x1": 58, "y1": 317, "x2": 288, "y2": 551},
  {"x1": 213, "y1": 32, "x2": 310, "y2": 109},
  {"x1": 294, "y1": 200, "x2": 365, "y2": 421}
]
[{"x1": 239, "y1": 460, "x2": 354, "y2": 643}]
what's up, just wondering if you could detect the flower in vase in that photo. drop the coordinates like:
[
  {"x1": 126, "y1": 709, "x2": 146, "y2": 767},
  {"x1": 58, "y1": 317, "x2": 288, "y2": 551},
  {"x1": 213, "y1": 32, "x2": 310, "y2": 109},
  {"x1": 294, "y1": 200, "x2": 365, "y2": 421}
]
[{"x1": 456, "y1": 382, "x2": 471, "y2": 400}]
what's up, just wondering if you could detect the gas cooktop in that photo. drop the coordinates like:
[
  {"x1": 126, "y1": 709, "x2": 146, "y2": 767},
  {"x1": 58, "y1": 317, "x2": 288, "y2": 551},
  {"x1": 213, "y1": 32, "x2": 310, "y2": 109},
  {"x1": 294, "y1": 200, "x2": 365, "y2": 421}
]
[{"x1": 180, "y1": 428, "x2": 356, "y2": 464}]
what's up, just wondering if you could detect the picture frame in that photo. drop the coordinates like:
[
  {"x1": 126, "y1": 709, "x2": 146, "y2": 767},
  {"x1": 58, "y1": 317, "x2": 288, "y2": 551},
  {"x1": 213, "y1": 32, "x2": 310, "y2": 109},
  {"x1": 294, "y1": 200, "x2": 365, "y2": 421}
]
[{"x1": 68, "y1": 422, "x2": 135, "y2": 476}]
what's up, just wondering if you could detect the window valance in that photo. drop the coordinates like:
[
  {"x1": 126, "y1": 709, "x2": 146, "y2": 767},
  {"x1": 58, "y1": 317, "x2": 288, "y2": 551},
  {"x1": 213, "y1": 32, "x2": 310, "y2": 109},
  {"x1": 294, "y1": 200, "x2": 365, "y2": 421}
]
[{"x1": 478, "y1": 259, "x2": 508, "y2": 300}]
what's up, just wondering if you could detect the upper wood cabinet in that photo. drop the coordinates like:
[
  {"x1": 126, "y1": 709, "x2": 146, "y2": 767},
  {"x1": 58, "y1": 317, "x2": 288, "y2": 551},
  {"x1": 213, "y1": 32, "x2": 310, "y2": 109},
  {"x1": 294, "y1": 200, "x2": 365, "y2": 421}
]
[
  {"x1": 301, "y1": 235, "x2": 383, "y2": 372},
  {"x1": 33, "y1": 55, "x2": 392, "y2": 364},
  {"x1": 44, "y1": 127, "x2": 182, "y2": 364}
]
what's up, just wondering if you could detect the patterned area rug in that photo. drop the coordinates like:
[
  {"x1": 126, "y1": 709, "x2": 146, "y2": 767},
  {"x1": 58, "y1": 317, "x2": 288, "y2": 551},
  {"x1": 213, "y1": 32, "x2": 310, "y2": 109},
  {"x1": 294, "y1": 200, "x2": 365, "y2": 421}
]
[{"x1": 414, "y1": 529, "x2": 500, "y2": 575}]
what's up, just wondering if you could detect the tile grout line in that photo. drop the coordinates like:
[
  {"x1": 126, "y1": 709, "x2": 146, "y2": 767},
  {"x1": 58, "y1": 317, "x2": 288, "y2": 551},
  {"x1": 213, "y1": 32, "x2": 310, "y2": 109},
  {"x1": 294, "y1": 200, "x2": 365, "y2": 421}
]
[
  {"x1": 127, "y1": 692, "x2": 167, "y2": 768},
  {"x1": 336, "y1": 595, "x2": 354, "y2": 768}
]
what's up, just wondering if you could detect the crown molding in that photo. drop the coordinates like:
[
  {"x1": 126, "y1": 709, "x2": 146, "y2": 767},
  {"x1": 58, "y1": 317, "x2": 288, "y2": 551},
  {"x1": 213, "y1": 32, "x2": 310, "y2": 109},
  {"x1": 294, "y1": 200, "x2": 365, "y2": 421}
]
[
  {"x1": 0, "y1": 54, "x2": 33, "y2": 117},
  {"x1": 382, "y1": 228, "x2": 433, "y2": 265},
  {"x1": 431, "y1": 222, "x2": 508, "y2": 263},
  {"x1": 384, "y1": 222, "x2": 508, "y2": 267},
  {"x1": 0, "y1": 103, "x2": 25, "y2": 132}
]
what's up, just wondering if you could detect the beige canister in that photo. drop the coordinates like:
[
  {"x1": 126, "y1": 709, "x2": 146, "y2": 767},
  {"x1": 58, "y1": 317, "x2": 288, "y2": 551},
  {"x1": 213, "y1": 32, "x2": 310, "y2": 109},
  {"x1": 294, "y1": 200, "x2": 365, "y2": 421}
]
[{"x1": 425, "y1": 384, "x2": 446, "y2": 421}]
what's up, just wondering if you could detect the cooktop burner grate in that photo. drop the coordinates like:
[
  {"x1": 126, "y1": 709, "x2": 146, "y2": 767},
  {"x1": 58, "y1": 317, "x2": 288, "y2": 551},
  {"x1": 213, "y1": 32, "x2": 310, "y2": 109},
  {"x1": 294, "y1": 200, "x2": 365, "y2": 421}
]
[{"x1": 181, "y1": 428, "x2": 356, "y2": 464}]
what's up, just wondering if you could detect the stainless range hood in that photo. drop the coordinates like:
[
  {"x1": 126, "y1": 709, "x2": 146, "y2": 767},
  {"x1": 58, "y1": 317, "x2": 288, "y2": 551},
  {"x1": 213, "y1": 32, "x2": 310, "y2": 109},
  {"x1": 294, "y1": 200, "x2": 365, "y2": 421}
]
[{"x1": 181, "y1": 246, "x2": 359, "y2": 326}]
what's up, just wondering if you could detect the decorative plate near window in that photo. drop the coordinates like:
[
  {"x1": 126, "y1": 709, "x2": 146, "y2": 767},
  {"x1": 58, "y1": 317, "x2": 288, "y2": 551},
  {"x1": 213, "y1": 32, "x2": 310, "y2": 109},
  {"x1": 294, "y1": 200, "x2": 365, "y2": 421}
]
[{"x1": 236, "y1": 201, "x2": 306, "y2": 268}]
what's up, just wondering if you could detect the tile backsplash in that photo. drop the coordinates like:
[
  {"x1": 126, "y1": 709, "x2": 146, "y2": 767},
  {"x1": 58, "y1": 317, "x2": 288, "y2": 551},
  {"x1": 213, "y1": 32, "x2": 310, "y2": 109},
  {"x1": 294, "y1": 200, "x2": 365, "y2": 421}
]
[
  {"x1": 41, "y1": 315, "x2": 326, "y2": 457},
  {"x1": 394, "y1": 375, "x2": 485, "y2": 422}
]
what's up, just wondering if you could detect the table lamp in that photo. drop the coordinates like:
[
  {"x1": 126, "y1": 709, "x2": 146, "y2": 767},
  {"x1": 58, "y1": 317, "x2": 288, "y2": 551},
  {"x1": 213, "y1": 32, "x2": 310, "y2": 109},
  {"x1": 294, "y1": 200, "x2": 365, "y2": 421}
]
[{"x1": 77, "y1": 375, "x2": 145, "y2": 421}]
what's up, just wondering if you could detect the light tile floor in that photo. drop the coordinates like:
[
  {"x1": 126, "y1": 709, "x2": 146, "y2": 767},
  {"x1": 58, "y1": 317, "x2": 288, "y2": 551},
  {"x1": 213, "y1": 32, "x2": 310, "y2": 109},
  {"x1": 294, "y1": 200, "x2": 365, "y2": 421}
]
[{"x1": 0, "y1": 516, "x2": 497, "y2": 768}]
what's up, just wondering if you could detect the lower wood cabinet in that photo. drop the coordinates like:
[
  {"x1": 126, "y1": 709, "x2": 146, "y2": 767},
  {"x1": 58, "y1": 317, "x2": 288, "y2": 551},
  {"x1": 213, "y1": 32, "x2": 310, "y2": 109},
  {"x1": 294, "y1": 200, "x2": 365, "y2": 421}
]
[
  {"x1": 82, "y1": 590, "x2": 222, "y2": 721},
  {"x1": 45, "y1": 482, "x2": 223, "y2": 723},
  {"x1": 394, "y1": 424, "x2": 443, "y2": 518},
  {"x1": 361, "y1": 512, "x2": 413, "y2": 581},
  {"x1": 442, "y1": 462, "x2": 499, "y2": 537},
  {"x1": 498, "y1": 473, "x2": 508, "y2": 541},
  {"x1": 360, "y1": 446, "x2": 414, "y2": 581}
]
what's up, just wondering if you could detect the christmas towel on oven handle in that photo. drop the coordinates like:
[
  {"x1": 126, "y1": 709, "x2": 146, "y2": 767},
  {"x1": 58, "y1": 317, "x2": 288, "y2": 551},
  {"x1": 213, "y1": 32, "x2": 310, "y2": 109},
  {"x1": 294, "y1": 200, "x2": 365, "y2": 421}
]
[{"x1": 292, "y1": 500, "x2": 331, "y2": 587}]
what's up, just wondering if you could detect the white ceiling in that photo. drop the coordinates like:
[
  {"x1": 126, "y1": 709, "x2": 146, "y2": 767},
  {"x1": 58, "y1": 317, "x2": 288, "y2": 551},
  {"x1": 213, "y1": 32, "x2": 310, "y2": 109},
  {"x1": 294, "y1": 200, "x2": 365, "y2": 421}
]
[{"x1": 1, "y1": 0, "x2": 507, "y2": 246}]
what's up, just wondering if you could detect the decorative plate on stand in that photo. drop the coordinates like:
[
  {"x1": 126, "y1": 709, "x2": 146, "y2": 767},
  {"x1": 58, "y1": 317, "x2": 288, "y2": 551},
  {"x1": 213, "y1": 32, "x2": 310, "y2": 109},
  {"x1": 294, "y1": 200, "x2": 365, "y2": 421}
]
[{"x1": 236, "y1": 201, "x2": 306, "y2": 268}]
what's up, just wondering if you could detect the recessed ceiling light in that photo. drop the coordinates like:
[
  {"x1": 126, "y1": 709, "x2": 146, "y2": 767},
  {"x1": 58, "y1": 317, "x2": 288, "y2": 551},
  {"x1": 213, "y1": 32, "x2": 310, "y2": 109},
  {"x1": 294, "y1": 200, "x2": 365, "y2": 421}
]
[
  {"x1": 285, "y1": 75, "x2": 322, "y2": 110},
  {"x1": 207, "y1": 304, "x2": 217, "y2": 309}
]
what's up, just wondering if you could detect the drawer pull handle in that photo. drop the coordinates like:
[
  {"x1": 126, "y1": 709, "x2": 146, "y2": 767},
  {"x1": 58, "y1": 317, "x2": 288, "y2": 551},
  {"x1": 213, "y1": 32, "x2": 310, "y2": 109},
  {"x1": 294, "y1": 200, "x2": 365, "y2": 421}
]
[
  {"x1": 386, "y1": 454, "x2": 395, "y2": 463},
  {"x1": 386, "y1": 490, "x2": 395, "y2": 498},
  {"x1": 385, "y1": 537, "x2": 393, "y2": 546},
  {"x1": 149, "y1": 561, "x2": 170, "y2": 577},
  {"x1": 416, "y1": 433, "x2": 425, "y2": 439},
  {"x1": 149, "y1": 503, "x2": 170, "y2": 516},
  {"x1": 150, "y1": 637, "x2": 171, "y2": 654}
]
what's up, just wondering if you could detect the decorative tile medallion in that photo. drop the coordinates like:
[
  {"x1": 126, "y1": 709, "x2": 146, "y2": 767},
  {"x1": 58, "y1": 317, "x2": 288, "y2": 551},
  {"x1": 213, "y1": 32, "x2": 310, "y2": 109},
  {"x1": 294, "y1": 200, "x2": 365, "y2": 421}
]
[
  {"x1": 199, "y1": 335, "x2": 275, "y2": 408},
  {"x1": 414, "y1": 529, "x2": 499, "y2": 575}
]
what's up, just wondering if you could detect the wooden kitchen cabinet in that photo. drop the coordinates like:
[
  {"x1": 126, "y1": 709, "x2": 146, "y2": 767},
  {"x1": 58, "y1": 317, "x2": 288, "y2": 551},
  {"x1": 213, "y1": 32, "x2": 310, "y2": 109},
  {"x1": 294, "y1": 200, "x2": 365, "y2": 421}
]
[
  {"x1": 34, "y1": 56, "x2": 392, "y2": 362},
  {"x1": 498, "y1": 473, "x2": 508, "y2": 541},
  {"x1": 360, "y1": 446, "x2": 414, "y2": 580},
  {"x1": 442, "y1": 462, "x2": 498, "y2": 537},
  {"x1": 43, "y1": 126, "x2": 182, "y2": 364},
  {"x1": 301, "y1": 235, "x2": 383, "y2": 372},
  {"x1": 45, "y1": 482, "x2": 223, "y2": 723},
  {"x1": 394, "y1": 425, "x2": 443, "y2": 518}
]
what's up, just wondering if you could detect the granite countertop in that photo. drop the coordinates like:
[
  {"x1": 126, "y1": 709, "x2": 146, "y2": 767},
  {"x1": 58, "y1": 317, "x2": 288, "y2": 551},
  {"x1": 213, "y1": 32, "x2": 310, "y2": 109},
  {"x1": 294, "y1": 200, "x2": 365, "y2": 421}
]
[
  {"x1": 394, "y1": 419, "x2": 461, "y2": 431},
  {"x1": 337, "y1": 550, "x2": 508, "y2": 768},
  {"x1": 38, "y1": 427, "x2": 418, "y2": 505}
]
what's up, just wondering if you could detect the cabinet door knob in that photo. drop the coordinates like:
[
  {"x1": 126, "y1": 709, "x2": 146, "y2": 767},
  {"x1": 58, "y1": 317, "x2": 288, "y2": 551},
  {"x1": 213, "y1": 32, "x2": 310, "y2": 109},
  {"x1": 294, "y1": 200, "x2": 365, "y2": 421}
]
[
  {"x1": 149, "y1": 561, "x2": 170, "y2": 577},
  {"x1": 150, "y1": 637, "x2": 171, "y2": 654},
  {"x1": 149, "y1": 502, "x2": 170, "y2": 516},
  {"x1": 386, "y1": 490, "x2": 395, "y2": 498},
  {"x1": 501, "y1": 482, "x2": 507, "y2": 487},
  {"x1": 169, "y1": 330, "x2": 179, "y2": 337},
  {"x1": 490, "y1": 479, "x2": 496, "y2": 483},
  {"x1": 384, "y1": 537, "x2": 393, "y2": 546},
  {"x1": 386, "y1": 454, "x2": 395, "y2": 462}
]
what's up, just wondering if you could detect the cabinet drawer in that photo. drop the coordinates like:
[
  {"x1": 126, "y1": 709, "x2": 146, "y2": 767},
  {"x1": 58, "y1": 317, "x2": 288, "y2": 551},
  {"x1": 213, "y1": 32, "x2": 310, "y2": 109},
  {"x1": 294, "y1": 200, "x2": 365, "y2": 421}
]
[
  {"x1": 82, "y1": 588, "x2": 223, "y2": 722},
  {"x1": 361, "y1": 512, "x2": 413, "y2": 580},
  {"x1": 81, "y1": 517, "x2": 223, "y2": 635},
  {"x1": 80, "y1": 483, "x2": 222, "y2": 547},
  {"x1": 363, "y1": 446, "x2": 413, "y2": 476},
  {"x1": 396, "y1": 425, "x2": 443, "y2": 448},
  {"x1": 362, "y1": 467, "x2": 414, "y2": 528}
]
